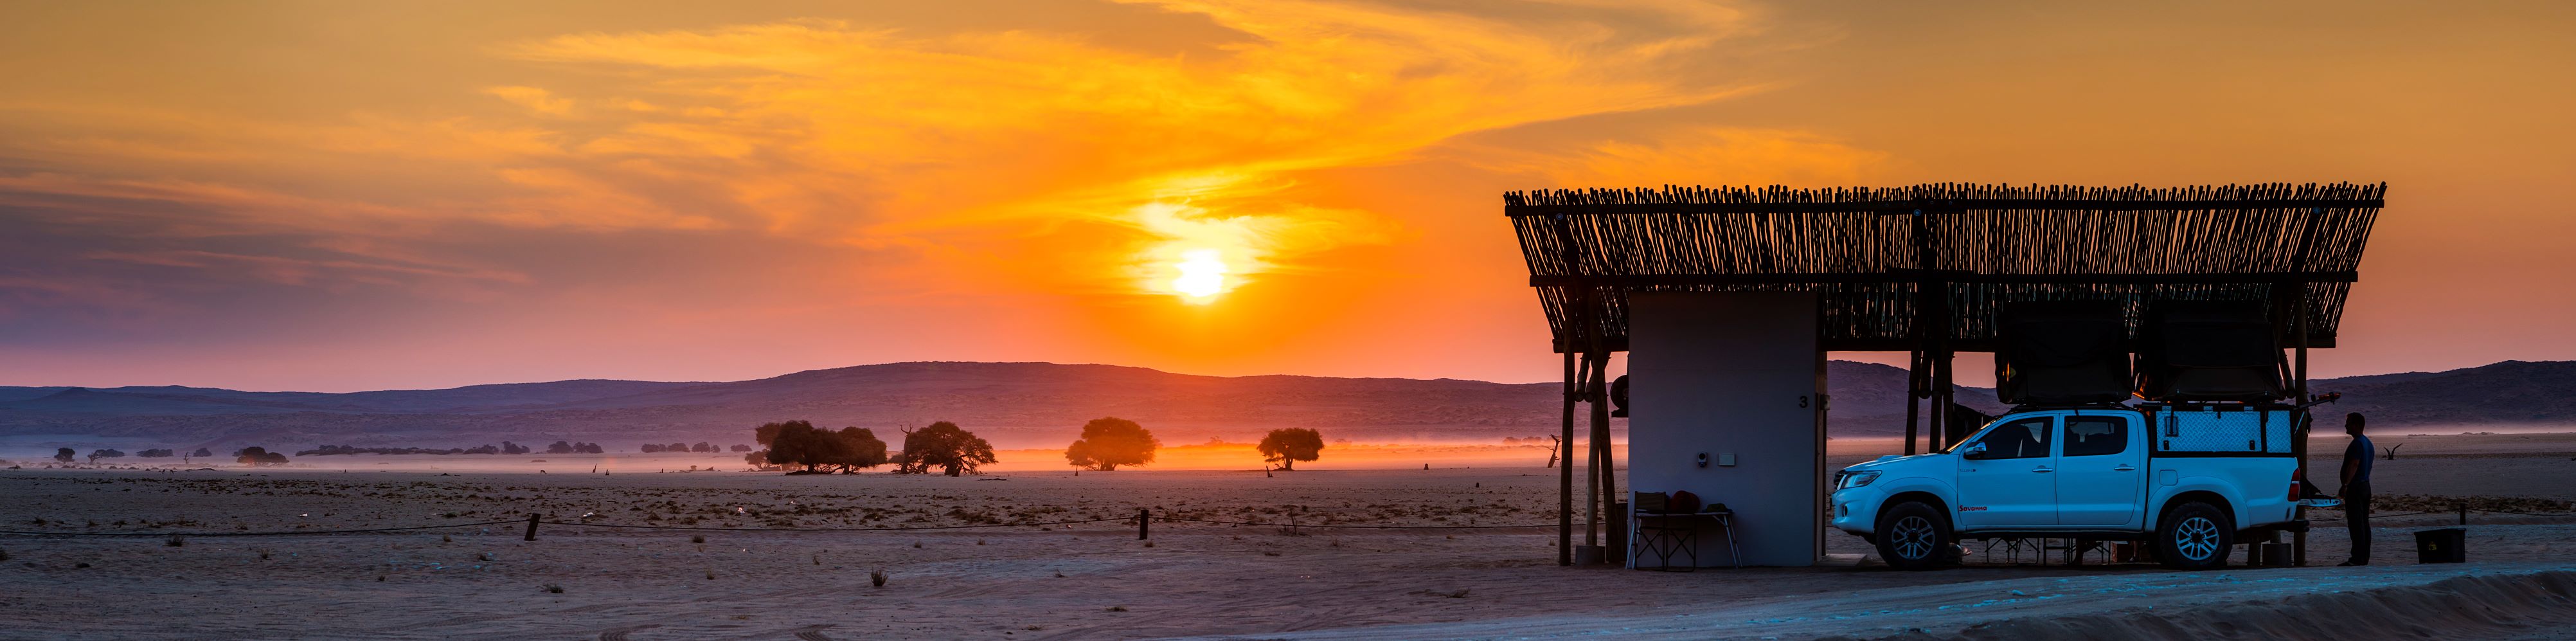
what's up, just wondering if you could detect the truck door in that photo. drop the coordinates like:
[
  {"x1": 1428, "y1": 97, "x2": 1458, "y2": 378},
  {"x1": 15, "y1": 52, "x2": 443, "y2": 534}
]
[
  {"x1": 2054, "y1": 413, "x2": 2143, "y2": 527},
  {"x1": 1954, "y1": 414, "x2": 2058, "y2": 527}
]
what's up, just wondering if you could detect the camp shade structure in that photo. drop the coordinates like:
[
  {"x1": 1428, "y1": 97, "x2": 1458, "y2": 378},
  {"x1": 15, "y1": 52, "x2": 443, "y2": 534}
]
[{"x1": 1508, "y1": 181, "x2": 2383, "y2": 567}]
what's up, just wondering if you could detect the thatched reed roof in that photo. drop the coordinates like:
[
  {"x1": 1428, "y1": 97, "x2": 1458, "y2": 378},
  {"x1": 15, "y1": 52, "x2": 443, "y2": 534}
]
[{"x1": 1507, "y1": 182, "x2": 2384, "y2": 352}]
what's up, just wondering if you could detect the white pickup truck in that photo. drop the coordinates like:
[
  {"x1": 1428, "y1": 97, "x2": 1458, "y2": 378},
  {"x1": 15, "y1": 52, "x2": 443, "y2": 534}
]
[{"x1": 1830, "y1": 403, "x2": 2307, "y2": 570}]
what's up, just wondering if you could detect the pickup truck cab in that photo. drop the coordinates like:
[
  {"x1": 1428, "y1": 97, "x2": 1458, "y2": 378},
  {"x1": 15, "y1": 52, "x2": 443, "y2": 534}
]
[{"x1": 1830, "y1": 403, "x2": 2305, "y2": 570}]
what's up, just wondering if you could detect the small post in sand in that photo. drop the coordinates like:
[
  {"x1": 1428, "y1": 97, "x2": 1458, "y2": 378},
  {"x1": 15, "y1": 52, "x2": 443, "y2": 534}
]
[
  {"x1": 1136, "y1": 508, "x2": 1150, "y2": 540},
  {"x1": 523, "y1": 513, "x2": 541, "y2": 541}
]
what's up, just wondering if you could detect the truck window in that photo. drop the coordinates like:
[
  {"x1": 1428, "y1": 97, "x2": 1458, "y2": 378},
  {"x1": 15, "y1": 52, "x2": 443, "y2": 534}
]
[
  {"x1": 1968, "y1": 417, "x2": 2053, "y2": 459},
  {"x1": 2062, "y1": 415, "x2": 2128, "y2": 457}
]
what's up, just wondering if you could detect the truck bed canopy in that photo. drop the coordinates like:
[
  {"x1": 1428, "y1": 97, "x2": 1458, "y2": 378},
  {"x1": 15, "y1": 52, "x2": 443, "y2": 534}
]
[{"x1": 1507, "y1": 182, "x2": 2384, "y2": 354}]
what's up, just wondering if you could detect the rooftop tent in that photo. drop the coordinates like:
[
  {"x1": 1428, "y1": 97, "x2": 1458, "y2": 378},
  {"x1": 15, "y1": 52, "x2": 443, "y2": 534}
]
[
  {"x1": 2136, "y1": 300, "x2": 2284, "y2": 402},
  {"x1": 1508, "y1": 181, "x2": 2384, "y2": 566},
  {"x1": 1994, "y1": 300, "x2": 2131, "y2": 406}
]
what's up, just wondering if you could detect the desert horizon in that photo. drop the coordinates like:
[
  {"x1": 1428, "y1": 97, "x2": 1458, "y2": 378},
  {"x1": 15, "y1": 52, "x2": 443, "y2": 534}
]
[{"x1": 10, "y1": 1, "x2": 2576, "y2": 638}]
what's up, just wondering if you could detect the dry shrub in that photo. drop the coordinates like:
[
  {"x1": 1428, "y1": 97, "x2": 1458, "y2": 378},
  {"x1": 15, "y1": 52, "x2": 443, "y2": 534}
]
[
  {"x1": 165, "y1": 535, "x2": 185, "y2": 547},
  {"x1": 690, "y1": 534, "x2": 706, "y2": 544},
  {"x1": 255, "y1": 548, "x2": 273, "y2": 560},
  {"x1": 1105, "y1": 606, "x2": 1128, "y2": 612},
  {"x1": 870, "y1": 569, "x2": 888, "y2": 588},
  {"x1": 543, "y1": 584, "x2": 564, "y2": 593}
]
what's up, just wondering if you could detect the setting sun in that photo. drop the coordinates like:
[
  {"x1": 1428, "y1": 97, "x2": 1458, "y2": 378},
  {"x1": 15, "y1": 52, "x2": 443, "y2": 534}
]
[{"x1": 1171, "y1": 249, "x2": 1228, "y2": 301}]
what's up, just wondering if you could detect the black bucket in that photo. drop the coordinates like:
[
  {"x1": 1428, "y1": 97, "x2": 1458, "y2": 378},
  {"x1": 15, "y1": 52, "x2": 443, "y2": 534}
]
[{"x1": 2414, "y1": 528, "x2": 2466, "y2": 564}]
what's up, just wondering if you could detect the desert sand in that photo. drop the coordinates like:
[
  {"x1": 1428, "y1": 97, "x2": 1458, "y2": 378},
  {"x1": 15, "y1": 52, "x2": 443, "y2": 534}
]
[{"x1": 2, "y1": 435, "x2": 2572, "y2": 640}]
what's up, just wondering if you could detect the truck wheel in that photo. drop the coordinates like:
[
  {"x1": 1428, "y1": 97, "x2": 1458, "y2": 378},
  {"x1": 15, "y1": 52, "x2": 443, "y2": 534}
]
[
  {"x1": 2156, "y1": 501, "x2": 2235, "y2": 570},
  {"x1": 1874, "y1": 501, "x2": 1953, "y2": 571}
]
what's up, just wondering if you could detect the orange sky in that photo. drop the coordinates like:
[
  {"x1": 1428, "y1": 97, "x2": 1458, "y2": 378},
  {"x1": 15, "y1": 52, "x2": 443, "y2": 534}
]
[{"x1": 1, "y1": 1, "x2": 2571, "y2": 391}]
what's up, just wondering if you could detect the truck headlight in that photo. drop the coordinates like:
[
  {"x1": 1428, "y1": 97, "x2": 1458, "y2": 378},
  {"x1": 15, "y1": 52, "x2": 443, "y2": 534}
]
[{"x1": 1839, "y1": 471, "x2": 1881, "y2": 489}]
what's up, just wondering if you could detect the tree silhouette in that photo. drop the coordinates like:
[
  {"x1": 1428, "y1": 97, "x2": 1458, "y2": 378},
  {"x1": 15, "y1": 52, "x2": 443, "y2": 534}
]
[
  {"x1": 896, "y1": 422, "x2": 997, "y2": 476},
  {"x1": 53, "y1": 448, "x2": 75, "y2": 464},
  {"x1": 235, "y1": 446, "x2": 289, "y2": 465},
  {"x1": 190, "y1": 448, "x2": 213, "y2": 458},
  {"x1": 1064, "y1": 417, "x2": 1159, "y2": 471},
  {"x1": 1257, "y1": 428, "x2": 1326, "y2": 471},
  {"x1": 753, "y1": 420, "x2": 890, "y2": 473}
]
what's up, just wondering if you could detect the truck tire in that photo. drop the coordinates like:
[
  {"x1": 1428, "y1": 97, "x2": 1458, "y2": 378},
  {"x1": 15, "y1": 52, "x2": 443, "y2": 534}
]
[
  {"x1": 1874, "y1": 501, "x2": 1953, "y2": 571},
  {"x1": 2156, "y1": 501, "x2": 2235, "y2": 570}
]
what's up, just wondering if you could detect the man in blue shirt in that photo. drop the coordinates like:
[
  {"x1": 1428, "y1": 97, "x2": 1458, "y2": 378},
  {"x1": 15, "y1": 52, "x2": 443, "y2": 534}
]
[{"x1": 2339, "y1": 413, "x2": 2375, "y2": 566}]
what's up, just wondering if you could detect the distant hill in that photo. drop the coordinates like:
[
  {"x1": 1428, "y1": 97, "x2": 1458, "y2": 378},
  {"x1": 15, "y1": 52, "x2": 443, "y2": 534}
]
[{"x1": 3, "y1": 359, "x2": 2569, "y2": 453}]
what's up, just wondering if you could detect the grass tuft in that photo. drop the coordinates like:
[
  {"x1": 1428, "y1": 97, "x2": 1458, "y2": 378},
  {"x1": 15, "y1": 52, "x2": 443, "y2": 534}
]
[
  {"x1": 870, "y1": 568, "x2": 888, "y2": 588},
  {"x1": 543, "y1": 583, "x2": 564, "y2": 593},
  {"x1": 165, "y1": 534, "x2": 185, "y2": 547}
]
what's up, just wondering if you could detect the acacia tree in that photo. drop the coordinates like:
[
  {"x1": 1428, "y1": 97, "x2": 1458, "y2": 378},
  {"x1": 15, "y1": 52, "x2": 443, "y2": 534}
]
[
  {"x1": 751, "y1": 420, "x2": 890, "y2": 473},
  {"x1": 234, "y1": 446, "x2": 289, "y2": 465},
  {"x1": 896, "y1": 422, "x2": 997, "y2": 476},
  {"x1": 1257, "y1": 428, "x2": 1326, "y2": 471},
  {"x1": 1064, "y1": 417, "x2": 1159, "y2": 471},
  {"x1": 53, "y1": 448, "x2": 74, "y2": 464}
]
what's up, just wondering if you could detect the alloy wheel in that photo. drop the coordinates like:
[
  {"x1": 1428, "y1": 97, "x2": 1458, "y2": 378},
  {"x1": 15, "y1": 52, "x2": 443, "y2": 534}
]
[
  {"x1": 2174, "y1": 516, "x2": 2221, "y2": 560},
  {"x1": 1890, "y1": 515, "x2": 1935, "y2": 560}
]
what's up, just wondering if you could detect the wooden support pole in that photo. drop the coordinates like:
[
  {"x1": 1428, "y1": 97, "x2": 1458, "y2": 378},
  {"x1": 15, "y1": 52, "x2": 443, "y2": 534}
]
[
  {"x1": 1933, "y1": 349, "x2": 1954, "y2": 447},
  {"x1": 1138, "y1": 508, "x2": 1150, "y2": 539},
  {"x1": 2293, "y1": 287, "x2": 2312, "y2": 566},
  {"x1": 1559, "y1": 301, "x2": 1579, "y2": 566},
  {"x1": 1588, "y1": 351, "x2": 1615, "y2": 552},
  {"x1": 1904, "y1": 350, "x2": 1923, "y2": 456},
  {"x1": 1579, "y1": 287, "x2": 1606, "y2": 550},
  {"x1": 523, "y1": 513, "x2": 540, "y2": 541}
]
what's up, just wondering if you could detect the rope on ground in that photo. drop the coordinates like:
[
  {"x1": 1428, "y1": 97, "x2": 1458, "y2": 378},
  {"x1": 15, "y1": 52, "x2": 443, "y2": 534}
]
[
  {"x1": 540, "y1": 516, "x2": 1132, "y2": 532},
  {"x1": 1152, "y1": 516, "x2": 1555, "y2": 530},
  {"x1": 0, "y1": 519, "x2": 523, "y2": 537}
]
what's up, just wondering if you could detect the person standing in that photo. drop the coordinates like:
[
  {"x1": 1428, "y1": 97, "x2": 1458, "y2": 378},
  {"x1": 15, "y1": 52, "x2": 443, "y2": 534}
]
[{"x1": 2339, "y1": 412, "x2": 2374, "y2": 566}]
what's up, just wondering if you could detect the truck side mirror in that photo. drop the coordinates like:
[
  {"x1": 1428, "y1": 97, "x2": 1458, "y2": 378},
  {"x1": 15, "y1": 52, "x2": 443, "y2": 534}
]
[{"x1": 1959, "y1": 442, "x2": 1989, "y2": 459}]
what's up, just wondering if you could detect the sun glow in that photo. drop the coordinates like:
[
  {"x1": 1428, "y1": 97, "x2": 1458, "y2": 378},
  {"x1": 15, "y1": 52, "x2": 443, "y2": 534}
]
[{"x1": 1172, "y1": 249, "x2": 1229, "y2": 301}]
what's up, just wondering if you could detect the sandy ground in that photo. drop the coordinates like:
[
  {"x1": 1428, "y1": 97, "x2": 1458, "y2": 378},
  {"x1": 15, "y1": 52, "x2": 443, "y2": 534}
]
[{"x1": 1, "y1": 435, "x2": 2572, "y2": 640}]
